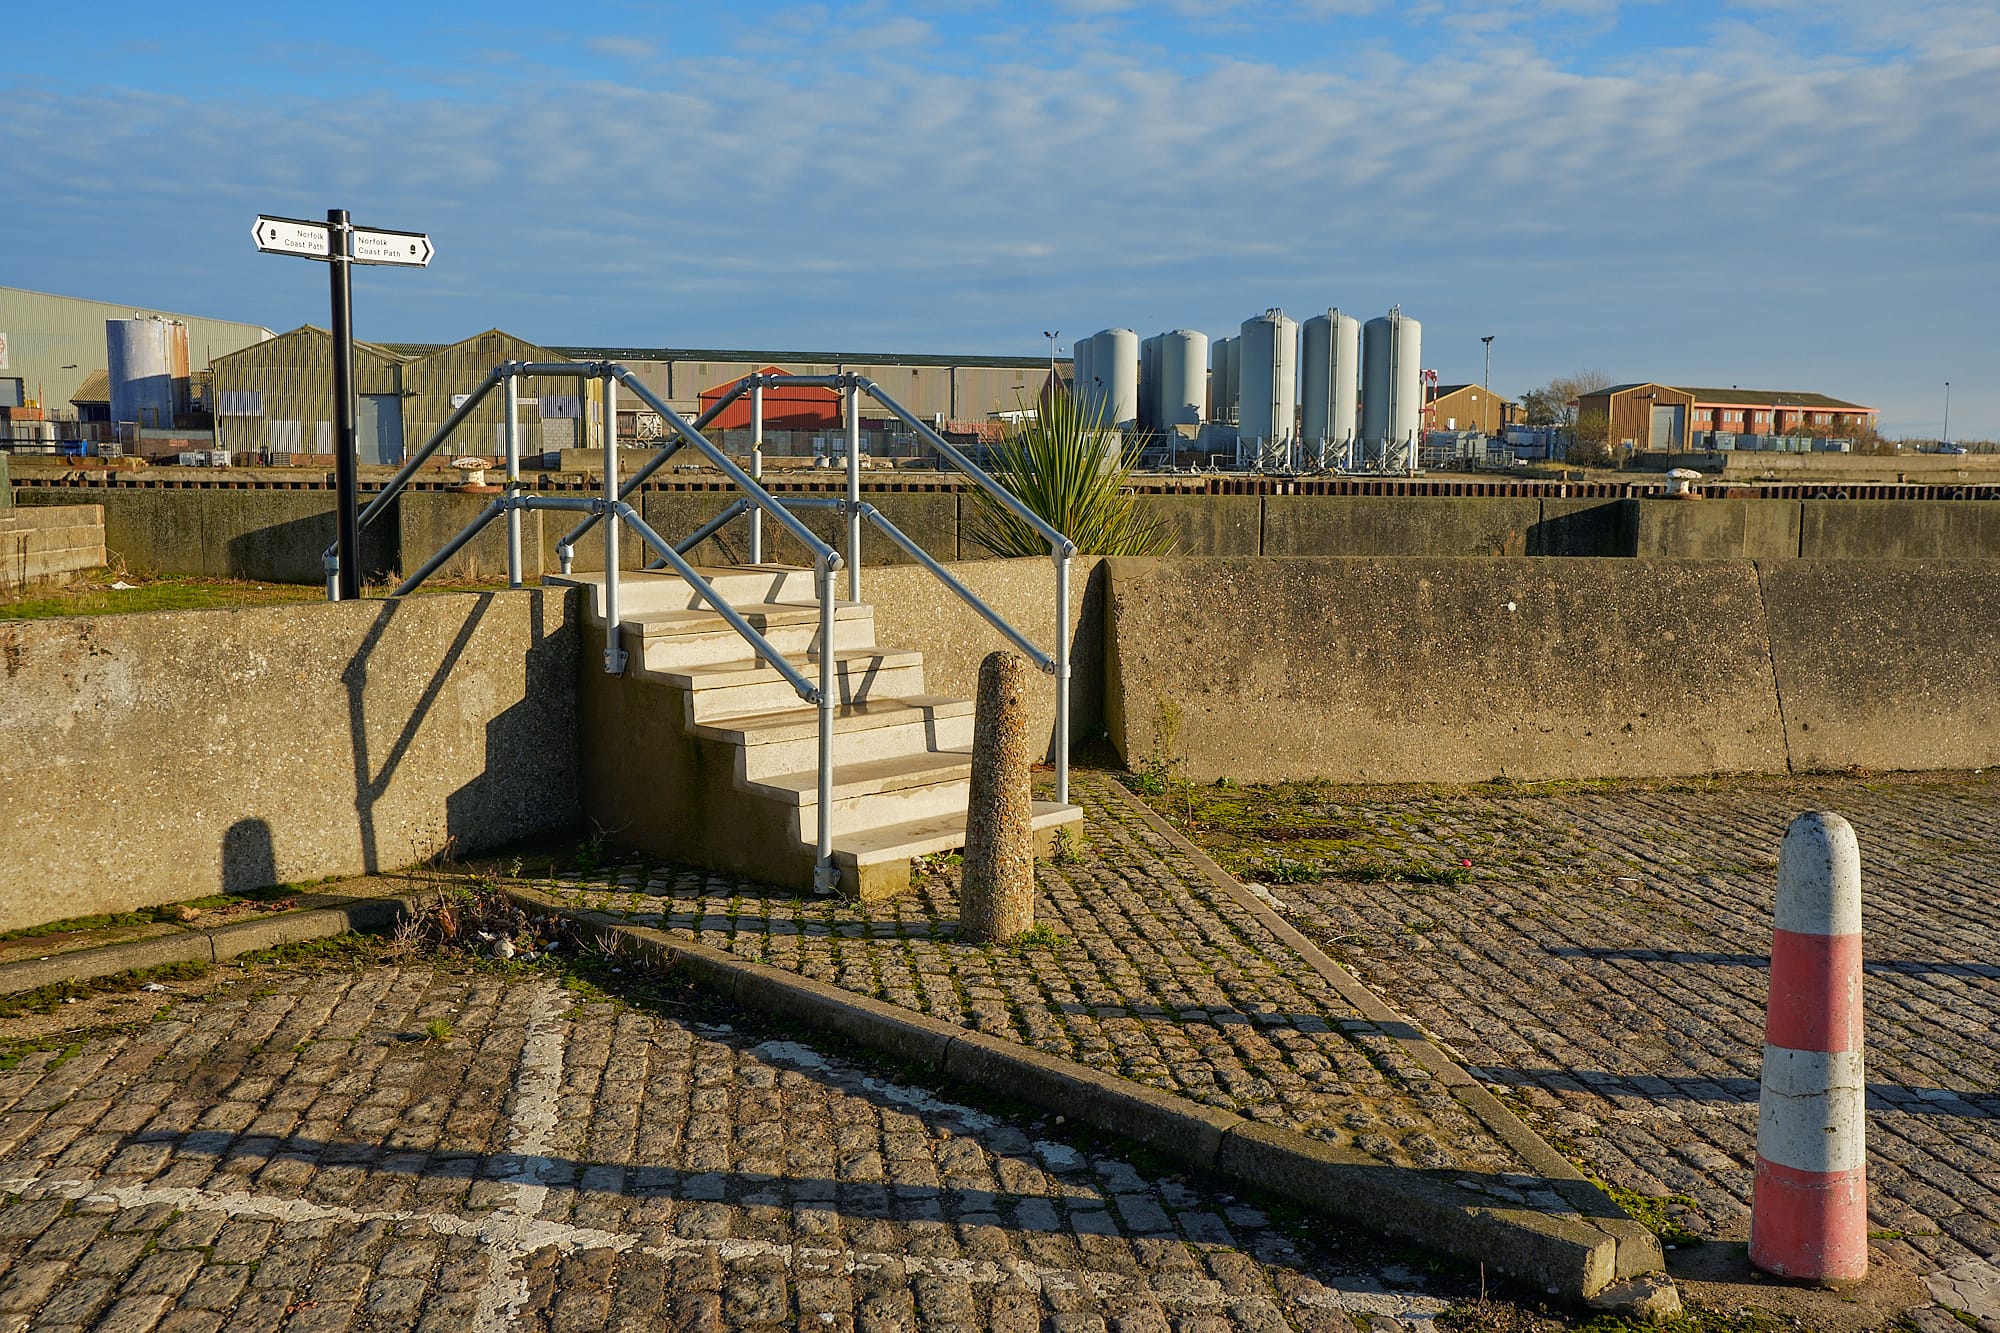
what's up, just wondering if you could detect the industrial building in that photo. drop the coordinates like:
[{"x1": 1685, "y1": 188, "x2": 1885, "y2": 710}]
[
  {"x1": 1577, "y1": 383, "x2": 1876, "y2": 452},
  {"x1": 209, "y1": 331, "x2": 1064, "y2": 465},
  {"x1": 1428, "y1": 384, "x2": 1515, "y2": 435},
  {"x1": 211, "y1": 328, "x2": 570, "y2": 463},
  {"x1": 0, "y1": 286, "x2": 273, "y2": 441}
]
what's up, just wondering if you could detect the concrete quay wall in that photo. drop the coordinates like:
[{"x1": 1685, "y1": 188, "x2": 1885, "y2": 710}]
[
  {"x1": 0, "y1": 590, "x2": 578, "y2": 933},
  {"x1": 1103, "y1": 557, "x2": 2000, "y2": 784},
  {"x1": 15, "y1": 484, "x2": 2000, "y2": 580},
  {"x1": 1, "y1": 505, "x2": 105, "y2": 590}
]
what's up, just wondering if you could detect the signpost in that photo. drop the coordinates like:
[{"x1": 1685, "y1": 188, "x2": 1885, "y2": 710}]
[{"x1": 252, "y1": 209, "x2": 432, "y2": 600}]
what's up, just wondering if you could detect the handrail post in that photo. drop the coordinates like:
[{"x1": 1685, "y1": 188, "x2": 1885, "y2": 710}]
[
  {"x1": 750, "y1": 377, "x2": 765, "y2": 565},
  {"x1": 504, "y1": 368, "x2": 522, "y2": 588},
  {"x1": 815, "y1": 555, "x2": 839, "y2": 896},
  {"x1": 602, "y1": 367, "x2": 626, "y2": 675},
  {"x1": 1055, "y1": 549, "x2": 1072, "y2": 807},
  {"x1": 845, "y1": 377, "x2": 862, "y2": 602}
]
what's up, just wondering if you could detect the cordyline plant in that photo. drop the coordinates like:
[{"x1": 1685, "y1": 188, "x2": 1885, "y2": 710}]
[{"x1": 965, "y1": 393, "x2": 1174, "y2": 557}]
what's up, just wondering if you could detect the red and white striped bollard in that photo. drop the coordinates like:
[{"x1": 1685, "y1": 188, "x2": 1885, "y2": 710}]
[{"x1": 1749, "y1": 810, "x2": 1868, "y2": 1284}]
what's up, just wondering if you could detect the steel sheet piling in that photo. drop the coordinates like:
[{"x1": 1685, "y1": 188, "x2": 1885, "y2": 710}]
[{"x1": 1750, "y1": 810, "x2": 1868, "y2": 1285}]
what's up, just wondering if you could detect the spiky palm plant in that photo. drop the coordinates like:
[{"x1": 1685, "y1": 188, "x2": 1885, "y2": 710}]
[{"x1": 965, "y1": 393, "x2": 1173, "y2": 557}]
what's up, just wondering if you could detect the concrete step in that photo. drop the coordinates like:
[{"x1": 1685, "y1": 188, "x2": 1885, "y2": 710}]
[
  {"x1": 642, "y1": 648, "x2": 929, "y2": 722},
  {"x1": 629, "y1": 601, "x2": 874, "y2": 671},
  {"x1": 546, "y1": 563, "x2": 821, "y2": 623},
  {"x1": 694, "y1": 696, "x2": 975, "y2": 780},
  {"x1": 748, "y1": 749, "x2": 976, "y2": 843},
  {"x1": 832, "y1": 801, "x2": 1086, "y2": 900}
]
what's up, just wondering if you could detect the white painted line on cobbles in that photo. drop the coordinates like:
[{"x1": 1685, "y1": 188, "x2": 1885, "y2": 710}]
[
  {"x1": 0, "y1": 1172, "x2": 1449, "y2": 1322},
  {"x1": 475, "y1": 980, "x2": 575, "y2": 1333}
]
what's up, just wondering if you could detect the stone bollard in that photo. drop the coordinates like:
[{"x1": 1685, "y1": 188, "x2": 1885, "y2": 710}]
[
  {"x1": 959, "y1": 650, "x2": 1035, "y2": 943},
  {"x1": 1750, "y1": 811, "x2": 1869, "y2": 1285}
]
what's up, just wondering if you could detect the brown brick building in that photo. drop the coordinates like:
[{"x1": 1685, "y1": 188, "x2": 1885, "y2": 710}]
[
  {"x1": 1428, "y1": 384, "x2": 1515, "y2": 435},
  {"x1": 1577, "y1": 383, "x2": 1875, "y2": 452}
]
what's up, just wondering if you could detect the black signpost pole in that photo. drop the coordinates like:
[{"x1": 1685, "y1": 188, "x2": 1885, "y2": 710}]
[{"x1": 327, "y1": 208, "x2": 360, "y2": 602}]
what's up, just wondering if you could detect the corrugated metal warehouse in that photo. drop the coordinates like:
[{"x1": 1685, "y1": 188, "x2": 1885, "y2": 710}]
[{"x1": 0, "y1": 286, "x2": 273, "y2": 417}]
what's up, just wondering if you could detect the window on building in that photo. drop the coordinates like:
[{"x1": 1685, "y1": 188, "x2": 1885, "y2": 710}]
[
  {"x1": 0, "y1": 379, "x2": 22, "y2": 408},
  {"x1": 218, "y1": 390, "x2": 263, "y2": 416}
]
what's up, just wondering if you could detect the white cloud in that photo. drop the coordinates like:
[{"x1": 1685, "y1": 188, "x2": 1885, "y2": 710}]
[{"x1": 2, "y1": 8, "x2": 1995, "y2": 433}]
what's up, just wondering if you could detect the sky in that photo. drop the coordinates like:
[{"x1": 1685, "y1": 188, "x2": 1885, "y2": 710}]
[{"x1": 3, "y1": 1, "x2": 1995, "y2": 438}]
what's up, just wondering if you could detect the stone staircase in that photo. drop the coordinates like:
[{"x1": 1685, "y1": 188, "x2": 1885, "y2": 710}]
[{"x1": 549, "y1": 565, "x2": 1082, "y2": 898}]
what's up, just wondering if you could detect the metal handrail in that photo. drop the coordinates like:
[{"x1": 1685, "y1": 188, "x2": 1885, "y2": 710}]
[
  {"x1": 320, "y1": 362, "x2": 508, "y2": 597},
  {"x1": 557, "y1": 376, "x2": 753, "y2": 555},
  {"x1": 860, "y1": 506, "x2": 1054, "y2": 671},
  {"x1": 849, "y1": 377, "x2": 1078, "y2": 561}
]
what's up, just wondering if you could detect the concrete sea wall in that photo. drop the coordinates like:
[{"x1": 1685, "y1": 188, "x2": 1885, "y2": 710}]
[
  {"x1": 0, "y1": 590, "x2": 579, "y2": 933},
  {"x1": 1102, "y1": 557, "x2": 2000, "y2": 783},
  {"x1": 17, "y1": 483, "x2": 2000, "y2": 579},
  {"x1": 1, "y1": 505, "x2": 105, "y2": 590}
]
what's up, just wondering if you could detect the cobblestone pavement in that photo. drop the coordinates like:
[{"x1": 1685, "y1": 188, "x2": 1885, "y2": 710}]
[
  {"x1": 0, "y1": 959, "x2": 1519, "y2": 1332},
  {"x1": 552, "y1": 776, "x2": 1543, "y2": 1187},
  {"x1": 1153, "y1": 771, "x2": 2000, "y2": 1328}
]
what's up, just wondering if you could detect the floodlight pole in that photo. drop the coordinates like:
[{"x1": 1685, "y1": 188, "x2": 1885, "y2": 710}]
[{"x1": 1481, "y1": 335, "x2": 1494, "y2": 431}]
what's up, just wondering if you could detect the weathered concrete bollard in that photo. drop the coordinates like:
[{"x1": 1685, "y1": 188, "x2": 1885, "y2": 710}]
[
  {"x1": 1750, "y1": 811, "x2": 1869, "y2": 1285},
  {"x1": 959, "y1": 650, "x2": 1034, "y2": 943}
]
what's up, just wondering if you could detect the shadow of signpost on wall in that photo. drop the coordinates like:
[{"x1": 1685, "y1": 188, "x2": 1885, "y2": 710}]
[
  {"x1": 220, "y1": 817, "x2": 278, "y2": 895},
  {"x1": 343, "y1": 596, "x2": 492, "y2": 875}
]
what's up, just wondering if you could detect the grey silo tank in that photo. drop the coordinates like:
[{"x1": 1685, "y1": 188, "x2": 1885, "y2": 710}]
[
  {"x1": 1301, "y1": 310, "x2": 1361, "y2": 445},
  {"x1": 1223, "y1": 336, "x2": 1242, "y2": 423},
  {"x1": 1209, "y1": 339, "x2": 1229, "y2": 420},
  {"x1": 1237, "y1": 310, "x2": 1298, "y2": 445},
  {"x1": 1159, "y1": 330, "x2": 1208, "y2": 427},
  {"x1": 1072, "y1": 336, "x2": 1096, "y2": 421},
  {"x1": 1139, "y1": 334, "x2": 1162, "y2": 432},
  {"x1": 1098, "y1": 328, "x2": 1140, "y2": 430},
  {"x1": 107, "y1": 317, "x2": 187, "y2": 431},
  {"x1": 1361, "y1": 308, "x2": 1423, "y2": 447}
]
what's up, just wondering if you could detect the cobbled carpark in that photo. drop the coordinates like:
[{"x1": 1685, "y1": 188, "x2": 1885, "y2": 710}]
[
  {"x1": 0, "y1": 956, "x2": 1516, "y2": 1333},
  {"x1": 4, "y1": 767, "x2": 1995, "y2": 1330},
  {"x1": 1142, "y1": 768, "x2": 2000, "y2": 1330}
]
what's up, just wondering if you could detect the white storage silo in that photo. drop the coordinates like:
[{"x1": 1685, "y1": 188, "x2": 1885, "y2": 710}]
[
  {"x1": 1209, "y1": 339, "x2": 1229, "y2": 421},
  {"x1": 1072, "y1": 336, "x2": 1096, "y2": 420},
  {"x1": 1301, "y1": 310, "x2": 1361, "y2": 448},
  {"x1": 1138, "y1": 334, "x2": 1160, "y2": 432},
  {"x1": 1098, "y1": 328, "x2": 1140, "y2": 431},
  {"x1": 1237, "y1": 310, "x2": 1298, "y2": 447},
  {"x1": 1223, "y1": 336, "x2": 1241, "y2": 423},
  {"x1": 1361, "y1": 307, "x2": 1423, "y2": 450},
  {"x1": 1160, "y1": 330, "x2": 1208, "y2": 428},
  {"x1": 107, "y1": 317, "x2": 190, "y2": 430}
]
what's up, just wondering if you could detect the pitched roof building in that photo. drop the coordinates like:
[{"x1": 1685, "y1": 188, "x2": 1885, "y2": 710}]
[{"x1": 1576, "y1": 383, "x2": 1875, "y2": 452}]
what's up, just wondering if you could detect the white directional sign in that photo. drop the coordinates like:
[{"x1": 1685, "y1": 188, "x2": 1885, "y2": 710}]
[
  {"x1": 350, "y1": 227, "x2": 434, "y2": 267},
  {"x1": 252, "y1": 215, "x2": 332, "y2": 259}
]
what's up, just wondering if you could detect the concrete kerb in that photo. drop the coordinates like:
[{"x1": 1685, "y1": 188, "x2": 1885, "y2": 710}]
[
  {"x1": 0, "y1": 890, "x2": 417, "y2": 998},
  {"x1": 496, "y1": 881, "x2": 1647, "y2": 1302},
  {"x1": 1099, "y1": 778, "x2": 1670, "y2": 1285}
]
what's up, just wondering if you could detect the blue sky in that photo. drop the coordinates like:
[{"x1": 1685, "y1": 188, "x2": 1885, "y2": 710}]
[{"x1": 4, "y1": 1, "x2": 1995, "y2": 437}]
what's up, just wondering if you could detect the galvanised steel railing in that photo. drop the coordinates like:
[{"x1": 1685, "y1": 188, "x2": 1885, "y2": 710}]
[{"x1": 338, "y1": 360, "x2": 1077, "y2": 890}]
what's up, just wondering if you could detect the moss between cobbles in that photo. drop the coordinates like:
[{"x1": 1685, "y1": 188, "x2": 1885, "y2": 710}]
[{"x1": 0, "y1": 884, "x2": 315, "y2": 943}]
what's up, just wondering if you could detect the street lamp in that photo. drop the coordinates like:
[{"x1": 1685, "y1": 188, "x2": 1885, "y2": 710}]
[
  {"x1": 1480, "y1": 335, "x2": 1495, "y2": 431},
  {"x1": 1944, "y1": 381, "x2": 1951, "y2": 445},
  {"x1": 1043, "y1": 330, "x2": 1060, "y2": 388}
]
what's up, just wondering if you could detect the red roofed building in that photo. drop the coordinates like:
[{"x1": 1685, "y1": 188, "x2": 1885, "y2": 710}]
[{"x1": 697, "y1": 367, "x2": 841, "y2": 432}]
